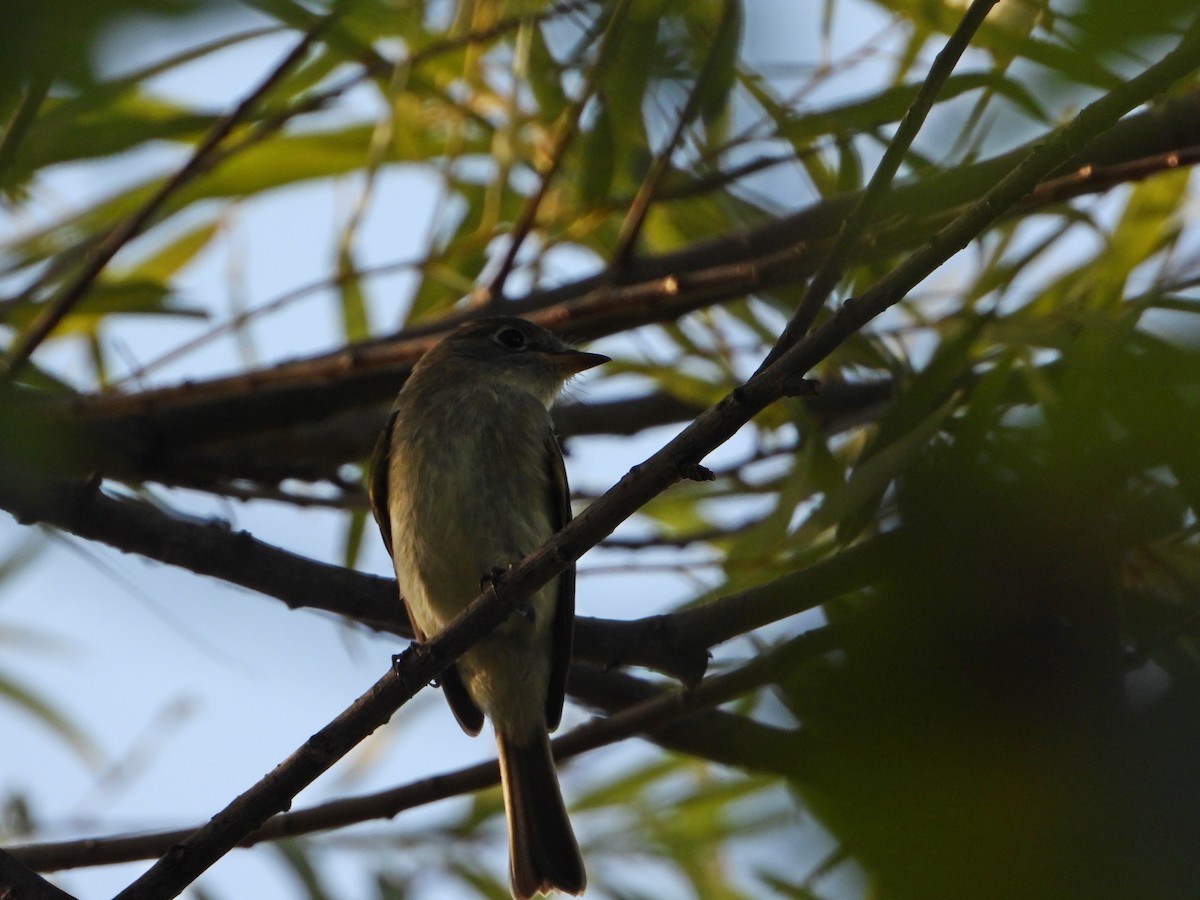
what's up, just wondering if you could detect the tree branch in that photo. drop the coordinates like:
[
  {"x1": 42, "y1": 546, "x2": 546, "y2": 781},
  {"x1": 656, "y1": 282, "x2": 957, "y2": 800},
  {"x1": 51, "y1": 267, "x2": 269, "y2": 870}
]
[
  {"x1": 109, "y1": 601, "x2": 827, "y2": 897},
  {"x1": 0, "y1": 457, "x2": 707, "y2": 682},
  {"x1": 110, "y1": 574, "x2": 522, "y2": 899},
  {"x1": 0, "y1": 847, "x2": 76, "y2": 899},
  {"x1": 8, "y1": 643, "x2": 828, "y2": 875},
  {"x1": 71, "y1": 376, "x2": 892, "y2": 491},
  {"x1": 8, "y1": 22, "x2": 1198, "y2": 895},
  {"x1": 45, "y1": 90, "x2": 1200, "y2": 464}
]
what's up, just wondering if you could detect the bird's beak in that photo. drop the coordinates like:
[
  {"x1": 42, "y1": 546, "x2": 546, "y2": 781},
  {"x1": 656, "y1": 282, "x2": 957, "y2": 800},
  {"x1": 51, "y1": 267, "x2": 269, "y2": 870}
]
[{"x1": 552, "y1": 349, "x2": 610, "y2": 375}]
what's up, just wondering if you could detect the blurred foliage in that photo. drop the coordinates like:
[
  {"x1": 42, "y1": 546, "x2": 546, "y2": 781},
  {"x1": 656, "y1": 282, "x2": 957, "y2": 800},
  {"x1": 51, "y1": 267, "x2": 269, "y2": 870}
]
[
  {"x1": 0, "y1": 535, "x2": 102, "y2": 770},
  {"x1": 0, "y1": 0, "x2": 220, "y2": 103},
  {"x1": 3, "y1": 0, "x2": 1200, "y2": 898},
  {"x1": 784, "y1": 328, "x2": 1200, "y2": 899}
]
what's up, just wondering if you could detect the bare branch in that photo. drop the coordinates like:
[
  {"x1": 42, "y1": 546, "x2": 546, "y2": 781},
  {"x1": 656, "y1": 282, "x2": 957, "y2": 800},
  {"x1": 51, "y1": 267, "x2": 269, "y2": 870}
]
[
  {"x1": 0, "y1": 847, "x2": 76, "y2": 899},
  {"x1": 46, "y1": 90, "x2": 1200, "y2": 462},
  {"x1": 9, "y1": 645, "x2": 826, "y2": 875},
  {"x1": 0, "y1": 455, "x2": 709, "y2": 681},
  {"x1": 8, "y1": 24, "x2": 1200, "y2": 894},
  {"x1": 110, "y1": 576, "x2": 522, "y2": 899},
  {"x1": 78, "y1": 376, "x2": 891, "y2": 492}
]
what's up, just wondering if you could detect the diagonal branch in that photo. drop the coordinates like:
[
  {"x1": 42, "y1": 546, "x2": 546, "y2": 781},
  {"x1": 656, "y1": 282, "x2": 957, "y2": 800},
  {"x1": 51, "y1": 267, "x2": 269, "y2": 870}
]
[
  {"x1": 111, "y1": 578, "x2": 520, "y2": 900},
  {"x1": 758, "y1": 0, "x2": 1000, "y2": 372},
  {"x1": 11, "y1": 21, "x2": 1200, "y2": 897},
  {"x1": 1, "y1": 4, "x2": 345, "y2": 381},
  {"x1": 110, "y1": 18, "x2": 1200, "y2": 889},
  {"x1": 0, "y1": 847, "x2": 76, "y2": 899},
  {"x1": 109, "y1": 590, "x2": 824, "y2": 898}
]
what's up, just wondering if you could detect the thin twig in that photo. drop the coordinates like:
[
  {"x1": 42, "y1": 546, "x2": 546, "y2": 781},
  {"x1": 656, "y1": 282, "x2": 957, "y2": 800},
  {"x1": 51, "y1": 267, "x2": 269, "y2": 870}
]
[
  {"x1": 609, "y1": 0, "x2": 740, "y2": 269},
  {"x1": 1, "y1": 6, "x2": 342, "y2": 381},
  {"x1": 108, "y1": 16, "x2": 1200, "y2": 886},
  {"x1": 12, "y1": 21, "x2": 1200, "y2": 897},
  {"x1": 757, "y1": 0, "x2": 1001, "y2": 372}
]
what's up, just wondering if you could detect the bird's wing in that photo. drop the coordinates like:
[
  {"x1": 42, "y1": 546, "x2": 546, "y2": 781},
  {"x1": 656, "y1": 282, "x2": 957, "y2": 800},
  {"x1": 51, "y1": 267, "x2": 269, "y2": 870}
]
[
  {"x1": 544, "y1": 431, "x2": 575, "y2": 732},
  {"x1": 366, "y1": 409, "x2": 397, "y2": 557},
  {"x1": 439, "y1": 668, "x2": 485, "y2": 735},
  {"x1": 369, "y1": 407, "x2": 484, "y2": 735}
]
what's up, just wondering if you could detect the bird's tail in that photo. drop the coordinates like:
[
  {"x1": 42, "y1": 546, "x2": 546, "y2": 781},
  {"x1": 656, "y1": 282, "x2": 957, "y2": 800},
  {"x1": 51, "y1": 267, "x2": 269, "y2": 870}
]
[{"x1": 496, "y1": 730, "x2": 586, "y2": 899}]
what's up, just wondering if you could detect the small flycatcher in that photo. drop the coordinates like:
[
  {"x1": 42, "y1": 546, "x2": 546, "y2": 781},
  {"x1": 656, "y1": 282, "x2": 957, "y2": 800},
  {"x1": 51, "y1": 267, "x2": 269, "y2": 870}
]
[{"x1": 369, "y1": 316, "x2": 607, "y2": 898}]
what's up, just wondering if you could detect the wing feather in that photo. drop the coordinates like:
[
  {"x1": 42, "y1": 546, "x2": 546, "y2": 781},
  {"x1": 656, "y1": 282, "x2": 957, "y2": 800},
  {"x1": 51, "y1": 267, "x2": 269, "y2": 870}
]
[{"x1": 543, "y1": 432, "x2": 575, "y2": 731}]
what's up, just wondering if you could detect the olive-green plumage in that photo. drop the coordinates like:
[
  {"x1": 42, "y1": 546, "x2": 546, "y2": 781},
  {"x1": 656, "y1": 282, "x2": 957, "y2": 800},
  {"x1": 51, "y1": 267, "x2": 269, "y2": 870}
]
[{"x1": 370, "y1": 317, "x2": 606, "y2": 898}]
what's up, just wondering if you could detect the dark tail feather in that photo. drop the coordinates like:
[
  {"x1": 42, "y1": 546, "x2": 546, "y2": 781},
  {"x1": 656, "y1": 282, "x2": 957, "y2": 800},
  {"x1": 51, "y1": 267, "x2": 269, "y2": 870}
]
[{"x1": 497, "y1": 731, "x2": 586, "y2": 899}]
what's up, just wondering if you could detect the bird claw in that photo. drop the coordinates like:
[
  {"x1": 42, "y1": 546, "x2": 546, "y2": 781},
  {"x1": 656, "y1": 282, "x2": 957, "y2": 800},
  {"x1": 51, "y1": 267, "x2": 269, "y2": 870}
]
[
  {"x1": 480, "y1": 565, "x2": 535, "y2": 621},
  {"x1": 479, "y1": 566, "x2": 509, "y2": 594},
  {"x1": 393, "y1": 643, "x2": 444, "y2": 689}
]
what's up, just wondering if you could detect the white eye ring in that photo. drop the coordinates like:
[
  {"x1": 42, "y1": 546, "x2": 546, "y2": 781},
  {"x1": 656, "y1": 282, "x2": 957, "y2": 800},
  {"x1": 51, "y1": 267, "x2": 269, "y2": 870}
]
[{"x1": 495, "y1": 327, "x2": 528, "y2": 350}]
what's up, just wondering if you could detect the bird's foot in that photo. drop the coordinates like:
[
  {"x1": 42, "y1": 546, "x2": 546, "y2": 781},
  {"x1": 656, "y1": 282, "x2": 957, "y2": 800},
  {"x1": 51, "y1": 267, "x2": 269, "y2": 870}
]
[
  {"x1": 480, "y1": 565, "x2": 535, "y2": 621},
  {"x1": 393, "y1": 641, "x2": 443, "y2": 690}
]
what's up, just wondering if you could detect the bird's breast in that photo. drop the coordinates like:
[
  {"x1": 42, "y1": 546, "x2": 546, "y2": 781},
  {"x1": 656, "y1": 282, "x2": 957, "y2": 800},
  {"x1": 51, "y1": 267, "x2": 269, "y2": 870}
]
[{"x1": 387, "y1": 384, "x2": 556, "y2": 633}]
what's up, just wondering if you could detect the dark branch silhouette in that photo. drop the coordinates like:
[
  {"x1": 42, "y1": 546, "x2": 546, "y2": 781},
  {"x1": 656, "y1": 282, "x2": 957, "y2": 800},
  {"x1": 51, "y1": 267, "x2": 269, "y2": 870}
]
[{"x1": 36, "y1": 91, "x2": 1200, "y2": 469}]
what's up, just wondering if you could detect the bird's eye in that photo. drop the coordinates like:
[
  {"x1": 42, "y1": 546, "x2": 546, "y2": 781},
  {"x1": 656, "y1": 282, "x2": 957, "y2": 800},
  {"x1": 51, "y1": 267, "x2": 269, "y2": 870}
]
[{"x1": 495, "y1": 327, "x2": 528, "y2": 350}]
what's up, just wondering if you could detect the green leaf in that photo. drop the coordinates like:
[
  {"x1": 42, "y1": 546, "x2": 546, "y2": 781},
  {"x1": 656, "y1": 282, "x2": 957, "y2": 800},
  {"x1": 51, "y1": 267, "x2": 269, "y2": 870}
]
[
  {"x1": 603, "y1": 18, "x2": 655, "y2": 191},
  {"x1": 978, "y1": 30, "x2": 1121, "y2": 89},
  {"x1": 779, "y1": 72, "x2": 1046, "y2": 146},
  {"x1": 342, "y1": 508, "x2": 368, "y2": 570},
  {"x1": 527, "y1": 22, "x2": 567, "y2": 119},
  {"x1": 1093, "y1": 167, "x2": 1191, "y2": 306},
  {"x1": 697, "y1": 0, "x2": 743, "y2": 127},
  {"x1": 15, "y1": 92, "x2": 219, "y2": 173},
  {"x1": 3, "y1": 117, "x2": 492, "y2": 277},
  {"x1": 123, "y1": 219, "x2": 220, "y2": 283},
  {"x1": 338, "y1": 249, "x2": 371, "y2": 343},
  {"x1": 811, "y1": 390, "x2": 959, "y2": 541},
  {"x1": 3, "y1": 279, "x2": 205, "y2": 336},
  {"x1": 579, "y1": 98, "x2": 616, "y2": 205}
]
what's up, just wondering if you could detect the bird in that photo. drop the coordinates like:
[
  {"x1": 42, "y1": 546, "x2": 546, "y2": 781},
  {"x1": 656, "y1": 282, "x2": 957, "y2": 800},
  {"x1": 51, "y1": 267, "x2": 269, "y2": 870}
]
[{"x1": 369, "y1": 316, "x2": 608, "y2": 898}]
